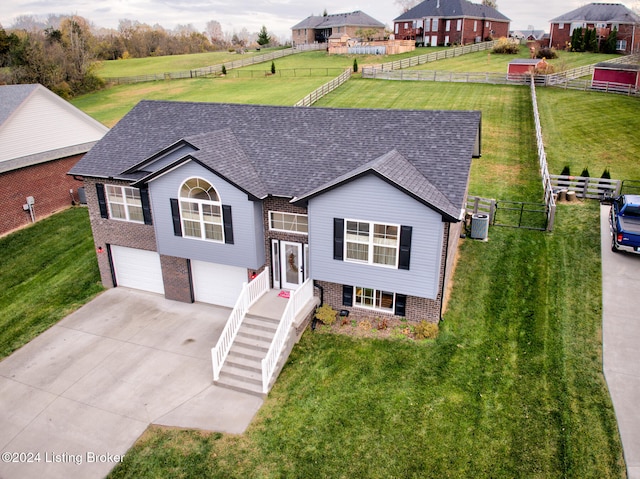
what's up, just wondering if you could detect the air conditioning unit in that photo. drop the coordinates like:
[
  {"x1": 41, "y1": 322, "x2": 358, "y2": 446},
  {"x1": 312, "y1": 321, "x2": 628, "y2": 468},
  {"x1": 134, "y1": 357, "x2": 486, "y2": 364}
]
[{"x1": 470, "y1": 213, "x2": 489, "y2": 240}]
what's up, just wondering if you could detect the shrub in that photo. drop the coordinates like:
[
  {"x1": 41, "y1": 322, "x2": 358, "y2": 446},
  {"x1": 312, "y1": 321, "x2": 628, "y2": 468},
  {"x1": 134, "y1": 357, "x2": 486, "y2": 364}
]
[
  {"x1": 536, "y1": 46, "x2": 557, "y2": 59},
  {"x1": 580, "y1": 167, "x2": 590, "y2": 178},
  {"x1": 315, "y1": 304, "x2": 337, "y2": 325},
  {"x1": 601, "y1": 168, "x2": 611, "y2": 179},
  {"x1": 270, "y1": 61, "x2": 276, "y2": 74},
  {"x1": 492, "y1": 37, "x2": 520, "y2": 54},
  {"x1": 414, "y1": 321, "x2": 439, "y2": 340},
  {"x1": 221, "y1": 65, "x2": 226, "y2": 75},
  {"x1": 358, "y1": 319, "x2": 372, "y2": 330},
  {"x1": 560, "y1": 165, "x2": 571, "y2": 176},
  {"x1": 353, "y1": 58, "x2": 358, "y2": 73}
]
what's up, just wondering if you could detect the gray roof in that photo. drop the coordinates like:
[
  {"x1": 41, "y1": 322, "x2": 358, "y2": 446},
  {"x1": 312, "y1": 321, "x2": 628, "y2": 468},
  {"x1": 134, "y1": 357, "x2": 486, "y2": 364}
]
[
  {"x1": 292, "y1": 11, "x2": 385, "y2": 30},
  {"x1": 509, "y1": 59, "x2": 546, "y2": 65},
  {"x1": 0, "y1": 84, "x2": 38, "y2": 126},
  {"x1": 550, "y1": 3, "x2": 640, "y2": 24},
  {"x1": 395, "y1": 0, "x2": 510, "y2": 22},
  {"x1": 70, "y1": 102, "x2": 481, "y2": 220},
  {"x1": 595, "y1": 62, "x2": 640, "y2": 70}
]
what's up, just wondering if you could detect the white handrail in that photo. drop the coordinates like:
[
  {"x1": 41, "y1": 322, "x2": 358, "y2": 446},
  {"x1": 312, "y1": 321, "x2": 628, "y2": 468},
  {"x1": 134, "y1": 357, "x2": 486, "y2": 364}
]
[
  {"x1": 261, "y1": 278, "x2": 314, "y2": 394},
  {"x1": 211, "y1": 269, "x2": 268, "y2": 381}
]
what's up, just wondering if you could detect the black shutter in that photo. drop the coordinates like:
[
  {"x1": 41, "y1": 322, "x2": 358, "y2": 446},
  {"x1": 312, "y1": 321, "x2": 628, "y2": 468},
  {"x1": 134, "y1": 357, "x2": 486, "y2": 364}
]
[
  {"x1": 398, "y1": 225, "x2": 412, "y2": 270},
  {"x1": 170, "y1": 198, "x2": 182, "y2": 236},
  {"x1": 334, "y1": 218, "x2": 344, "y2": 260},
  {"x1": 96, "y1": 183, "x2": 108, "y2": 218},
  {"x1": 394, "y1": 294, "x2": 407, "y2": 317},
  {"x1": 342, "y1": 285, "x2": 353, "y2": 306},
  {"x1": 140, "y1": 188, "x2": 152, "y2": 225},
  {"x1": 222, "y1": 205, "x2": 234, "y2": 244}
]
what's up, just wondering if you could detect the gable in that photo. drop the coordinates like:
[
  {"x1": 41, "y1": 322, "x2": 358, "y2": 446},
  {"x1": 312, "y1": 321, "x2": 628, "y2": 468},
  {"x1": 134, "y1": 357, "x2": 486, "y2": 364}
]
[{"x1": 0, "y1": 85, "x2": 108, "y2": 166}]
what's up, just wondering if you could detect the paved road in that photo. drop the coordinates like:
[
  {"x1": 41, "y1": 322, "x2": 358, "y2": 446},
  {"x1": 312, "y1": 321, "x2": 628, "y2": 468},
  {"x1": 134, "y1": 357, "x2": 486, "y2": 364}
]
[
  {"x1": 0, "y1": 288, "x2": 263, "y2": 479},
  {"x1": 600, "y1": 204, "x2": 640, "y2": 479}
]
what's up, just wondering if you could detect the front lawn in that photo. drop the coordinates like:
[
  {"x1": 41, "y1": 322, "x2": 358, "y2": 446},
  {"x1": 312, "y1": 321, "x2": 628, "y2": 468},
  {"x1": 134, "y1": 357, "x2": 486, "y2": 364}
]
[
  {"x1": 110, "y1": 202, "x2": 623, "y2": 478},
  {"x1": 0, "y1": 208, "x2": 102, "y2": 359}
]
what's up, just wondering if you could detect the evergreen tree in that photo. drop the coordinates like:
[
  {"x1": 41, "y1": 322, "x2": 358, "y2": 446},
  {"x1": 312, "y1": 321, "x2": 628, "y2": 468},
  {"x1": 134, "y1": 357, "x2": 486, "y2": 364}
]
[
  {"x1": 257, "y1": 25, "x2": 270, "y2": 46},
  {"x1": 353, "y1": 58, "x2": 358, "y2": 72},
  {"x1": 603, "y1": 27, "x2": 618, "y2": 53},
  {"x1": 270, "y1": 61, "x2": 275, "y2": 74}
]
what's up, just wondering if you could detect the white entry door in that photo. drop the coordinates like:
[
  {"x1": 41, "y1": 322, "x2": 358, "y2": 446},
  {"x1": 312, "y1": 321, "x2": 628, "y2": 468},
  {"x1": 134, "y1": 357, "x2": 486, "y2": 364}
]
[{"x1": 280, "y1": 241, "x2": 303, "y2": 290}]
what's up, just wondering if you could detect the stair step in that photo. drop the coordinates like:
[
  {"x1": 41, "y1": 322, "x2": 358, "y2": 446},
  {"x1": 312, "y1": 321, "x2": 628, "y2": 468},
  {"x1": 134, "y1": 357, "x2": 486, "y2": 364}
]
[
  {"x1": 237, "y1": 329, "x2": 274, "y2": 342},
  {"x1": 229, "y1": 343, "x2": 266, "y2": 360},
  {"x1": 243, "y1": 316, "x2": 280, "y2": 332},
  {"x1": 226, "y1": 354, "x2": 261, "y2": 373},
  {"x1": 220, "y1": 365, "x2": 262, "y2": 385},
  {"x1": 216, "y1": 375, "x2": 264, "y2": 398},
  {"x1": 233, "y1": 336, "x2": 270, "y2": 353}
]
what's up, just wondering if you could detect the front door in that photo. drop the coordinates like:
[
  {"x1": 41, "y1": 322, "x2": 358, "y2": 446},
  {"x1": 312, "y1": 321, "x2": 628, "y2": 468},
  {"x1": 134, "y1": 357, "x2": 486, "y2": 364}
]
[{"x1": 280, "y1": 241, "x2": 303, "y2": 290}]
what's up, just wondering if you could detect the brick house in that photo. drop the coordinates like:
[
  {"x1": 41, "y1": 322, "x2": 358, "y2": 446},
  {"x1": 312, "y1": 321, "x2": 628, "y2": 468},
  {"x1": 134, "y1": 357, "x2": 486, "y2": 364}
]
[
  {"x1": 549, "y1": 3, "x2": 640, "y2": 54},
  {"x1": 394, "y1": 0, "x2": 510, "y2": 46},
  {"x1": 292, "y1": 11, "x2": 386, "y2": 46},
  {"x1": 0, "y1": 84, "x2": 108, "y2": 236},
  {"x1": 70, "y1": 102, "x2": 481, "y2": 326}
]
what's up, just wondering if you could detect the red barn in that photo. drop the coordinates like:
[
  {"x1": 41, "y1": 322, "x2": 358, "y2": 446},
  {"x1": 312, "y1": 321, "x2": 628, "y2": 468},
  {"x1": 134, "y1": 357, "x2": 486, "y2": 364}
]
[
  {"x1": 507, "y1": 58, "x2": 548, "y2": 80},
  {"x1": 592, "y1": 62, "x2": 640, "y2": 90}
]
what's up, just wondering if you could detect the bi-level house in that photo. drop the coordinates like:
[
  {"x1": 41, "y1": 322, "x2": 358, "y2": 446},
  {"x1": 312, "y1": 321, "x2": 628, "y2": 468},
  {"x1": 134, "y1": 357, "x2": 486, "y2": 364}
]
[{"x1": 70, "y1": 102, "x2": 481, "y2": 393}]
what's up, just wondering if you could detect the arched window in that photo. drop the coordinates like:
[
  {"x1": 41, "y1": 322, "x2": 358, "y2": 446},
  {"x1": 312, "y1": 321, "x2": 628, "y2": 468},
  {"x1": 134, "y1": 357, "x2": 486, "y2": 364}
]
[{"x1": 179, "y1": 178, "x2": 224, "y2": 242}]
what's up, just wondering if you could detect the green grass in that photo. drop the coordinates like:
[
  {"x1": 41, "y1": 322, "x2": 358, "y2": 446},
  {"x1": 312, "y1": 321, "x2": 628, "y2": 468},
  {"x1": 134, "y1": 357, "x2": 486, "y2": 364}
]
[
  {"x1": 0, "y1": 207, "x2": 103, "y2": 359},
  {"x1": 71, "y1": 77, "x2": 329, "y2": 127},
  {"x1": 408, "y1": 46, "x2": 620, "y2": 73},
  {"x1": 96, "y1": 49, "x2": 283, "y2": 78},
  {"x1": 110, "y1": 205, "x2": 623, "y2": 478},
  {"x1": 536, "y1": 87, "x2": 640, "y2": 180}
]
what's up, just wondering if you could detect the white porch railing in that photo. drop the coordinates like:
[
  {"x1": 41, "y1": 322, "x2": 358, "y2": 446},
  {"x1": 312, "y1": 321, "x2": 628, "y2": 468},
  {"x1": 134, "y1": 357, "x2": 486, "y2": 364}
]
[
  {"x1": 261, "y1": 278, "x2": 314, "y2": 394},
  {"x1": 211, "y1": 269, "x2": 269, "y2": 381}
]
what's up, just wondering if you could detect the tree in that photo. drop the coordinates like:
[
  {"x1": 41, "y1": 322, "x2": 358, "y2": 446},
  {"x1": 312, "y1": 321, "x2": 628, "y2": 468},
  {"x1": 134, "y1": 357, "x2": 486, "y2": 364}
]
[
  {"x1": 257, "y1": 25, "x2": 270, "y2": 46},
  {"x1": 206, "y1": 20, "x2": 223, "y2": 43},
  {"x1": 270, "y1": 60, "x2": 276, "y2": 74},
  {"x1": 482, "y1": 0, "x2": 498, "y2": 7},
  {"x1": 570, "y1": 26, "x2": 584, "y2": 51},
  {"x1": 602, "y1": 27, "x2": 618, "y2": 53},
  {"x1": 355, "y1": 28, "x2": 379, "y2": 41},
  {"x1": 394, "y1": 0, "x2": 421, "y2": 13}
]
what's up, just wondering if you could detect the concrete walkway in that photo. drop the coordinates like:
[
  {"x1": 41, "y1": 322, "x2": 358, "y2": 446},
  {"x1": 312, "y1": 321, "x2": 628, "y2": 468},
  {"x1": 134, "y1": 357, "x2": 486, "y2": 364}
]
[
  {"x1": 600, "y1": 204, "x2": 640, "y2": 479},
  {"x1": 0, "y1": 288, "x2": 263, "y2": 479}
]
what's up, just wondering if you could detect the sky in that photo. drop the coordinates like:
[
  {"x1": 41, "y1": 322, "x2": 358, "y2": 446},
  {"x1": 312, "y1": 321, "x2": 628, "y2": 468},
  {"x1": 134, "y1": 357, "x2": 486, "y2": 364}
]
[{"x1": 1, "y1": 0, "x2": 639, "y2": 41}]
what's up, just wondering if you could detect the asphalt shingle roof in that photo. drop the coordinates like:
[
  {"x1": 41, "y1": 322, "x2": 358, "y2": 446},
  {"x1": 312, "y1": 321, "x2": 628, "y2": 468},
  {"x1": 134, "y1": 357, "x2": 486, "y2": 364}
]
[
  {"x1": 0, "y1": 84, "x2": 38, "y2": 126},
  {"x1": 70, "y1": 102, "x2": 481, "y2": 220},
  {"x1": 394, "y1": 0, "x2": 510, "y2": 22},
  {"x1": 292, "y1": 11, "x2": 385, "y2": 30},
  {"x1": 550, "y1": 3, "x2": 640, "y2": 24}
]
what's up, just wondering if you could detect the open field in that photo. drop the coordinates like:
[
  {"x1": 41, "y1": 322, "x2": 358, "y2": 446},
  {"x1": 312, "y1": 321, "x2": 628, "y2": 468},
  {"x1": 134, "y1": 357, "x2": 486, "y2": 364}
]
[{"x1": 0, "y1": 208, "x2": 102, "y2": 359}]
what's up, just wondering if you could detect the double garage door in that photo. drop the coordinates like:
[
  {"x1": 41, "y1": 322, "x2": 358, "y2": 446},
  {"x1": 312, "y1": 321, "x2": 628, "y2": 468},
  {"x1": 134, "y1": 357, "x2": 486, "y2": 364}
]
[{"x1": 110, "y1": 246, "x2": 245, "y2": 307}]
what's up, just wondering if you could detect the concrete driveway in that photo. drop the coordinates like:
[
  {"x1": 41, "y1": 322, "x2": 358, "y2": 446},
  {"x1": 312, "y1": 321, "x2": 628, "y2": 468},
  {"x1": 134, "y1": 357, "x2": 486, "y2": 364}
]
[
  {"x1": 600, "y1": 204, "x2": 640, "y2": 479},
  {"x1": 0, "y1": 288, "x2": 263, "y2": 479}
]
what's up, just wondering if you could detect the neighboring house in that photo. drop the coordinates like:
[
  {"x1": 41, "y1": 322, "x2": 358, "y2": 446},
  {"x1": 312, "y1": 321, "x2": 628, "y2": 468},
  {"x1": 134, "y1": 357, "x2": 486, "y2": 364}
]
[
  {"x1": 507, "y1": 58, "x2": 548, "y2": 79},
  {"x1": 592, "y1": 62, "x2": 640, "y2": 89},
  {"x1": 292, "y1": 11, "x2": 386, "y2": 46},
  {"x1": 549, "y1": 3, "x2": 640, "y2": 54},
  {"x1": 394, "y1": 0, "x2": 510, "y2": 46},
  {"x1": 510, "y1": 29, "x2": 546, "y2": 41},
  {"x1": 0, "y1": 84, "x2": 109, "y2": 236},
  {"x1": 69, "y1": 102, "x2": 482, "y2": 325}
]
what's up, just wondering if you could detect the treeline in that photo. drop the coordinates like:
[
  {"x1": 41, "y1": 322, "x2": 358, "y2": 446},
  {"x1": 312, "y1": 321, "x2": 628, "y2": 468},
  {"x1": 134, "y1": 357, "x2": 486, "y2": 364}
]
[{"x1": 0, "y1": 15, "x2": 281, "y2": 98}]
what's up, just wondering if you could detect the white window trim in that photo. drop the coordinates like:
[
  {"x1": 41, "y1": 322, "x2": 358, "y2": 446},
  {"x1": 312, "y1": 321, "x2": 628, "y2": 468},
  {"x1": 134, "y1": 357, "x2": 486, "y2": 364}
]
[
  {"x1": 353, "y1": 286, "x2": 396, "y2": 313},
  {"x1": 105, "y1": 185, "x2": 143, "y2": 223},
  {"x1": 268, "y1": 210, "x2": 308, "y2": 235},
  {"x1": 616, "y1": 39, "x2": 627, "y2": 51},
  {"x1": 445, "y1": 20, "x2": 451, "y2": 32},
  {"x1": 179, "y1": 177, "x2": 224, "y2": 243},
  {"x1": 344, "y1": 218, "x2": 400, "y2": 269},
  {"x1": 457, "y1": 19, "x2": 462, "y2": 31}
]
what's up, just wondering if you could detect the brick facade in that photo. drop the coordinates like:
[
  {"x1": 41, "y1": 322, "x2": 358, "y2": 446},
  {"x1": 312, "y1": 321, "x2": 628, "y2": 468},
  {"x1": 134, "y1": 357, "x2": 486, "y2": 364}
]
[
  {"x1": 160, "y1": 255, "x2": 193, "y2": 302},
  {"x1": 84, "y1": 178, "x2": 158, "y2": 288},
  {"x1": 0, "y1": 155, "x2": 84, "y2": 236},
  {"x1": 395, "y1": 17, "x2": 509, "y2": 45}
]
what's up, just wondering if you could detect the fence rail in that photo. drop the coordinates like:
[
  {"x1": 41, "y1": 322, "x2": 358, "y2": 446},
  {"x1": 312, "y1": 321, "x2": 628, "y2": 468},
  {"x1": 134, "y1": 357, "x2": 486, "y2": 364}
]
[
  {"x1": 103, "y1": 44, "x2": 326, "y2": 84},
  {"x1": 550, "y1": 175, "x2": 622, "y2": 199},
  {"x1": 211, "y1": 269, "x2": 268, "y2": 381},
  {"x1": 362, "y1": 40, "x2": 497, "y2": 74},
  {"x1": 294, "y1": 69, "x2": 352, "y2": 106},
  {"x1": 222, "y1": 67, "x2": 345, "y2": 78}
]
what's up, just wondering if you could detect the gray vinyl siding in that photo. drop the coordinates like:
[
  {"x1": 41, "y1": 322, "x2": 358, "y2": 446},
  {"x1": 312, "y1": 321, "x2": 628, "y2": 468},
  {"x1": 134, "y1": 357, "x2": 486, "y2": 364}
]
[
  {"x1": 148, "y1": 160, "x2": 265, "y2": 269},
  {"x1": 308, "y1": 174, "x2": 444, "y2": 299}
]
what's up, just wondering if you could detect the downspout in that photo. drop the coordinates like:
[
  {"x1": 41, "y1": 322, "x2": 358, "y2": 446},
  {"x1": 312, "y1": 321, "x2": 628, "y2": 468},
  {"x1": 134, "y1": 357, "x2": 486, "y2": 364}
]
[{"x1": 439, "y1": 222, "x2": 451, "y2": 322}]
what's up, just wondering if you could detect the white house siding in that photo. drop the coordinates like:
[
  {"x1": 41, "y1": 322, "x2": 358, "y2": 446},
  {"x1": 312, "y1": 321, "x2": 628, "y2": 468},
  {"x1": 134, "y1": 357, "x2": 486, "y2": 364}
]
[
  {"x1": 0, "y1": 88, "x2": 107, "y2": 163},
  {"x1": 308, "y1": 174, "x2": 444, "y2": 299},
  {"x1": 148, "y1": 160, "x2": 265, "y2": 269}
]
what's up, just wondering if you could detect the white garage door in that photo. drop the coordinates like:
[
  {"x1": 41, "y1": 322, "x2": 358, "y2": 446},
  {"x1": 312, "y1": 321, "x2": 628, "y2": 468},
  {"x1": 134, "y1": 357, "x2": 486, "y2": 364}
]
[
  {"x1": 191, "y1": 260, "x2": 246, "y2": 307},
  {"x1": 110, "y1": 245, "x2": 165, "y2": 295}
]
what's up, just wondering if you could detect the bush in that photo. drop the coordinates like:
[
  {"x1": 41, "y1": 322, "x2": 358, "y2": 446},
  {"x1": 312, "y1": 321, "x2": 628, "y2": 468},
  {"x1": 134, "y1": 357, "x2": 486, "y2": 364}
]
[
  {"x1": 601, "y1": 168, "x2": 611, "y2": 179},
  {"x1": 270, "y1": 61, "x2": 276, "y2": 74},
  {"x1": 536, "y1": 46, "x2": 557, "y2": 59},
  {"x1": 492, "y1": 37, "x2": 520, "y2": 54},
  {"x1": 221, "y1": 65, "x2": 226, "y2": 75},
  {"x1": 414, "y1": 321, "x2": 439, "y2": 340},
  {"x1": 580, "y1": 167, "x2": 590, "y2": 178},
  {"x1": 561, "y1": 165, "x2": 571, "y2": 176},
  {"x1": 353, "y1": 58, "x2": 358, "y2": 73},
  {"x1": 315, "y1": 304, "x2": 337, "y2": 325}
]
